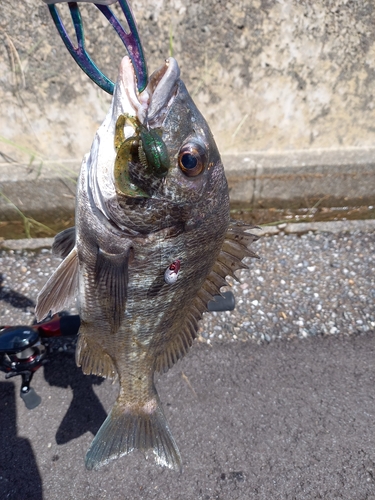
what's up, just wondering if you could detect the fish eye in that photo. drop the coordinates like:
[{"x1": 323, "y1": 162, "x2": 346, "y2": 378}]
[{"x1": 178, "y1": 141, "x2": 206, "y2": 177}]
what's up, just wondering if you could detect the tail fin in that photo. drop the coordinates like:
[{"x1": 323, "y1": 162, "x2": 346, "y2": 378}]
[{"x1": 85, "y1": 396, "x2": 182, "y2": 471}]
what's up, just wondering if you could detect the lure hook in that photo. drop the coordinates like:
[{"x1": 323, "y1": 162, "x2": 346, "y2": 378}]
[{"x1": 43, "y1": 0, "x2": 148, "y2": 94}]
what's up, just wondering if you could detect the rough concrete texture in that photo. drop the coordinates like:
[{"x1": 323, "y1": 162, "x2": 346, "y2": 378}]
[
  {"x1": 1, "y1": 0, "x2": 375, "y2": 165},
  {"x1": 224, "y1": 148, "x2": 375, "y2": 208}
]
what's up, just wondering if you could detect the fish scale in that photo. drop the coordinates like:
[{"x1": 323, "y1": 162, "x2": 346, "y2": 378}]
[{"x1": 36, "y1": 55, "x2": 259, "y2": 471}]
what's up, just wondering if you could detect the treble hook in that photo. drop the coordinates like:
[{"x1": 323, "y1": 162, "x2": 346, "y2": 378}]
[{"x1": 42, "y1": 0, "x2": 148, "y2": 94}]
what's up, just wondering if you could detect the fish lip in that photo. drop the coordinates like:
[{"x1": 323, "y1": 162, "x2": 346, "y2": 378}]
[
  {"x1": 113, "y1": 57, "x2": 180, "y2": 129},
  {"x1": 113, "y1": 56, "x2": 149, "y2": 126},
  {"x1": 146, "y1": 58, "x2": 180, "y2": 127}
]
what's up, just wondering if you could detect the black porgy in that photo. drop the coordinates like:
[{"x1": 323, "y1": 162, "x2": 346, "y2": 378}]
[{"x1": 36, "y1": 56, "x2": 259, "y2": 471}]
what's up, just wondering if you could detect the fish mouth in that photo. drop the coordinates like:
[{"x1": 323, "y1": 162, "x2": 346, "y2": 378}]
[
  {"x1": 146, "y1": 58, "x2": 180, "y2": 127},
  {"x1": 115, "y1": 56, "x2": 180, "y2": 128},
  {"x1": 111, "y1": 57, "x2": 180, "y2": 199}
]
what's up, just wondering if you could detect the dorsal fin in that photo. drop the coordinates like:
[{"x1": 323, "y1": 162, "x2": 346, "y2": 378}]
[{"x1": 155, "y1": 222, "x2": 260, "y2": 373}]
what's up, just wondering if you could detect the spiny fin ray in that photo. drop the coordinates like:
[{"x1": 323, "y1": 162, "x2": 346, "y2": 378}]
[
  {"x1": 76, "y1": 332, "x2": 117, "y2": 379},
  {"x1": 35, "y1": 248, "x2": 79, "y2": 322},
  {"x1": 155, "y1": 221, "x2": 259, "y2": 373}
]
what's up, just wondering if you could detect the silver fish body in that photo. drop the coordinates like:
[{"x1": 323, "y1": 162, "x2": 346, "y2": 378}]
[{"x1": 36, "y1": 56, "x2": 259, "y2": 471}]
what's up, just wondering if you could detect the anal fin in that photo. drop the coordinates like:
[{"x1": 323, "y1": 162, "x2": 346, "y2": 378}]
[
  {"x1": 76, "y1": 331, "x2": 117, "y2": 379},
  {"x1": 35, "y1": 248, "x2": 79, "y2": 322}
]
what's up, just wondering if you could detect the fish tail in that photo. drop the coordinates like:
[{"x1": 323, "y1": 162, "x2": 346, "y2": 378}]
[{"x1": 85, "y1": 395, "x2": 182, "y2": 472}]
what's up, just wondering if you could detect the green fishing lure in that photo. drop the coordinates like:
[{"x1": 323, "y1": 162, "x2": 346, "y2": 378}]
[{"x1": 114, "y1": 114, "x2": 170, "y2": 197}]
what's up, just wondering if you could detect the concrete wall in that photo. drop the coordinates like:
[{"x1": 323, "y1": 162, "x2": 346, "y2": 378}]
[{"x1": 0, "y1": 0, "x2": 374, "y2": 210}]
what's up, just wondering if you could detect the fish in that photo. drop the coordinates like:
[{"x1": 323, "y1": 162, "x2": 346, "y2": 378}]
[{"x1": 35, "y1": 55, "x2": 259, "y2": 471}]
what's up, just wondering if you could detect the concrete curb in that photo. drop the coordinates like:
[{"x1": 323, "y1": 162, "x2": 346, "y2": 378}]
[
  {"x1": 252, "y1": 219, "x2": 375, "y2": 237},
  {"x1": 1, "y1": 219, "x2": 375, "y2": 251},
  {"x1": 0, "y1": 159, "x2": 77, "y2": 221},
  {"x1": 224, "y1": 148, "x2": 375, "y2": 208},
  {"x1": 0, "y1": 148, "x2": 374, "y2": 221}
]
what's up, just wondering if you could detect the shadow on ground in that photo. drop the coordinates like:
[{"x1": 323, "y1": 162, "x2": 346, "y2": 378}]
[
  {"x1": 0, "y1": 273, "x2": 35, "y2": 311},
  {"x1": 43, "y1": 352, "x2": 107, "y2": 444},
  {"x1": 0, "y1": 354, "x2": 108, "y2": 500},
  {"x1": 0, "y1": 381, "x2": 43, "y2": 500}
]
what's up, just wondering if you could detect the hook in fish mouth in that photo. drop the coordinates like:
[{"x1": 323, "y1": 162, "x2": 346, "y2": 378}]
[
  {"x1": 114, "y1": 56, "x2": 180, "y2": 128},
  {"x1": 111, "y1": 57, "x2": 180, "y2": 198}
]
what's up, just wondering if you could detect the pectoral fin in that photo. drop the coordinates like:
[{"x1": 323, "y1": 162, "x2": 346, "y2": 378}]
[
  {"x1": 95, "y1": 248, "x2": 131, "y2": 331},
  {"x1": 35, "y1": 248, "x2": 79, "y2": 322}
]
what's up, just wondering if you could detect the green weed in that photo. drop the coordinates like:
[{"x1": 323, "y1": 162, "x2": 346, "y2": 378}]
[
  {"x1": 0, "y1": 192, "x2": 55, "y2": 239},
  {"x1": 0, "y1": 135, "x2": 78, "y2": 181}
]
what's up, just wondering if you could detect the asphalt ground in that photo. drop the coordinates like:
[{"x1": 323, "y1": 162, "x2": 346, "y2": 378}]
[{"x1": 0, "y1": 222, "x2": 375, "y2": 499}]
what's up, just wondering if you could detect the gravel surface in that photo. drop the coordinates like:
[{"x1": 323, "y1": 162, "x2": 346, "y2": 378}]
[
  {"x1": 1, "y1": 224, "x2": 375, "y2": 499},
  {"x1": 0, "y1": 226, "x2": 374, "y2": 342},
  {"x1": 203, "y1": 228, "x2": 375, "y2": 343}
]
